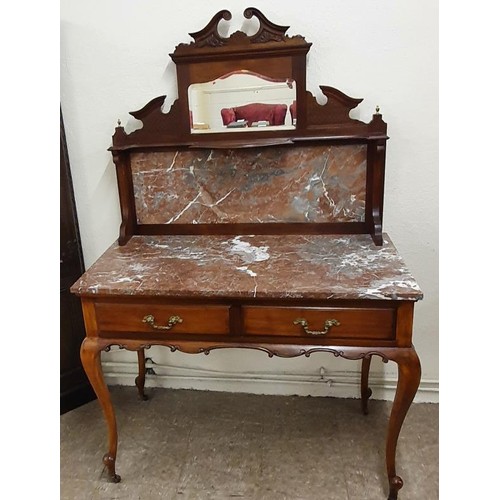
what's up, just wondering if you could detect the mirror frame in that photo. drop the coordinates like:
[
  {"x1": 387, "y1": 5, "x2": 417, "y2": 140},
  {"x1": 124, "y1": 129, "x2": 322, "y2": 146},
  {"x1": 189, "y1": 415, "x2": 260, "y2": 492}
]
[{"x1": 170, "y1": 8, "x2": 310, "y2": 140}]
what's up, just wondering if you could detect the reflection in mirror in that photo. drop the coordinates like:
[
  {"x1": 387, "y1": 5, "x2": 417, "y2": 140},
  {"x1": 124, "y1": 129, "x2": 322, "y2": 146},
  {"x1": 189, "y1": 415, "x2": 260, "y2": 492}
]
[{"x1": 188, "y1": 71, "x2": 296, "y2": 134}]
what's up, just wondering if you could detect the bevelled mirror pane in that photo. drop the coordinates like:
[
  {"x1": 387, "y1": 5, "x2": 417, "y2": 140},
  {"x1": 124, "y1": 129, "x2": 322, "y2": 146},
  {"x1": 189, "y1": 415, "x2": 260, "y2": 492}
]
[{"x1": 188, "y1": 71, "x2": 297, "y2": 134}]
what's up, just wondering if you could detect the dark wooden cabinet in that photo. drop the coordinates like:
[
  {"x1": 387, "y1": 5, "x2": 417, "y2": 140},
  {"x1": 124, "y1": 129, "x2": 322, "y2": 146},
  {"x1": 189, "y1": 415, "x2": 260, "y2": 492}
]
[{"x1": 60, "y1": 110, "x2": 96, "y2": 414}]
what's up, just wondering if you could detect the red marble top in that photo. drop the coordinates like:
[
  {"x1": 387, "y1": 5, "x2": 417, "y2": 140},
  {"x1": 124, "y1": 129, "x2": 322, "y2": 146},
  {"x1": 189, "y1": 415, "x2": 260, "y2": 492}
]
[{"x1": 71, "y1": 234, "x2": 422, "y2": 301}]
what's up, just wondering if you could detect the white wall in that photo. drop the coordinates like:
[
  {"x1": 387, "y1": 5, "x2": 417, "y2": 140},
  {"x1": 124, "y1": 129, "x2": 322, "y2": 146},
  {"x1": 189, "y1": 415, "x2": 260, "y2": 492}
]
[{"x1": 60, "y1": 0, "x2": 438, "y2": 402}]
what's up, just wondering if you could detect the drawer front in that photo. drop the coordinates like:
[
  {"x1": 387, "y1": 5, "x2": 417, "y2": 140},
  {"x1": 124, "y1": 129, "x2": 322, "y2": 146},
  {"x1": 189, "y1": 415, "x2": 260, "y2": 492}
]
[
  {"x1": 243, "y1": 306, "x2": 395, "y2": 340},
  {"x1": 95, "y1": 302, "x2": 230, "y2": 335}
]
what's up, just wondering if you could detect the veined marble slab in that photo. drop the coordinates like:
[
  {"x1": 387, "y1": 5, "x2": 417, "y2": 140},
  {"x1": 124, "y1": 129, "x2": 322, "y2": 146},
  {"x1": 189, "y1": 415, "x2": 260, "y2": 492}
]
[
  {"x1": 130, "y1": 144, "x2": 366, "y2": 225},
  {"x1": 72, "y1": 234, "x2": 422, "y2": 301}
]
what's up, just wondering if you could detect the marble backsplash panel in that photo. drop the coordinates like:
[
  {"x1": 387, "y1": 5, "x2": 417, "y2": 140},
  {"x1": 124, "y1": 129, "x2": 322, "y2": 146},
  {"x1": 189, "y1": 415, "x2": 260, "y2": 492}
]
[{"x1": 131, "y1": 144, "x2": 366, "y2": 225}]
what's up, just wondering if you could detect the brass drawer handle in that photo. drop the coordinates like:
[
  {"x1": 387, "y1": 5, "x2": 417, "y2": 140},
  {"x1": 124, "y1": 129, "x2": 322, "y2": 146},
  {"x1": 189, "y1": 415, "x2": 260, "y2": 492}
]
[
  {"x1": 142, "y1": 314, "x2": 183, "y2": 331},
  {"x1": 293, "y1": 318, "x2": 341, "y2": 336}
]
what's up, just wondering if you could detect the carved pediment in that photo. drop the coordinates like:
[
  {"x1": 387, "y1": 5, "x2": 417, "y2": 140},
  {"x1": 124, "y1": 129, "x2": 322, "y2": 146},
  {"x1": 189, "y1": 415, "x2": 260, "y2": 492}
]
[{"x1": 173, "y1": 7, "x2": 309, "y2": 57}]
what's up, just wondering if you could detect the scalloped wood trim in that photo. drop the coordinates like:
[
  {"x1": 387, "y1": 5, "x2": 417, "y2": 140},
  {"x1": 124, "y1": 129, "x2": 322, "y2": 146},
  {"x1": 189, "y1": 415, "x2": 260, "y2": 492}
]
[{"x1": 94, "y1": 337, "x2": 416, "y2": 362}]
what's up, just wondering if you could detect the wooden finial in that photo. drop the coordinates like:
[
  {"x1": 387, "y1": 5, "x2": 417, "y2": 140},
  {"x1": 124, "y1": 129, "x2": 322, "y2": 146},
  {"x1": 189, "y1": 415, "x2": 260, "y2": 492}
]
[
  {"x1": 375, "y1": 106, "x2": 380, "y2": 114},
  {"x1": 117, "y1": 119, "x2": 122, "y2": 127}
]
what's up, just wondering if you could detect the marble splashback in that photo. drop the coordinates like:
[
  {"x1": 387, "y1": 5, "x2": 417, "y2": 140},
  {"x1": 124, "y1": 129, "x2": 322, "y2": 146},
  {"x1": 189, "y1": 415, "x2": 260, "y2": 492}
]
[{"x1": 130, "y1": 144, "x2": 367, "y2": 225}]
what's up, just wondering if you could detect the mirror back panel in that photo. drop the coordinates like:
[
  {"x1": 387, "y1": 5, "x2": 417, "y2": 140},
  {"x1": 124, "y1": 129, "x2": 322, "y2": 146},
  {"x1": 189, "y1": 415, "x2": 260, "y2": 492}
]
[{"x1": 110, "y1": 8, "x2": 388, "y2": 246}]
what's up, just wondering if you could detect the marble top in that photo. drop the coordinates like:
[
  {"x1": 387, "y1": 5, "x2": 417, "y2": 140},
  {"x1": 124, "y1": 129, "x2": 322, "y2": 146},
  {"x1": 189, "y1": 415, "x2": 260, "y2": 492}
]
[{"x1": 71, "y1": 234, "x2": 422, "y2": 301}]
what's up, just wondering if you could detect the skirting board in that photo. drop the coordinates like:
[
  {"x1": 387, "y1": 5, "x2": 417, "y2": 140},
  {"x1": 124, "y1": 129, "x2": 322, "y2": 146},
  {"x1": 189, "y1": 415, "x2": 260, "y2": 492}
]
[{"x1": 102, "y1": 360, "x2": 438, "y2": 403}]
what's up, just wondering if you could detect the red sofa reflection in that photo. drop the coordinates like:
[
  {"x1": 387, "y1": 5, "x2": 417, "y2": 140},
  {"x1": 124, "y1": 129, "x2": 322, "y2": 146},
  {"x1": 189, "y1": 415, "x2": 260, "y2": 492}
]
[{"x1": 221, "y1": 103, "x2": 288, "y2": 127}]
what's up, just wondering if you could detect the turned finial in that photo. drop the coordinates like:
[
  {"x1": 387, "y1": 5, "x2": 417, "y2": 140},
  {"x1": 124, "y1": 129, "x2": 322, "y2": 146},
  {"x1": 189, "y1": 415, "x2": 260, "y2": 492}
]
[
  {"x1": 117, "y1": 119, "x2": 122, "y2": 127},
  {"x1": 375, "y1": 105, "x2": 380, "y2": 114}
]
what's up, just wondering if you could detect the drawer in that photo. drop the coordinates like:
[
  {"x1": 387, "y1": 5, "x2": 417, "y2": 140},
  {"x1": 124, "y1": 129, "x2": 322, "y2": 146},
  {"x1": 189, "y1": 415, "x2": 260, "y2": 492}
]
[
  {"x1": 242, "y1": 306, "x2": 395, "y2": 340},
  {"x1": 94, "y1": 302, "x2": 230, "y2": 335}
]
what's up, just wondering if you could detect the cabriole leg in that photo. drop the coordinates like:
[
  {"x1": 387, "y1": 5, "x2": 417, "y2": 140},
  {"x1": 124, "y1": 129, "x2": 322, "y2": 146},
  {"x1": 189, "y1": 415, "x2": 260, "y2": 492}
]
[
  {"x1": 386, "y1": 348, "x2": 421, "y2": 500},
  {"x1": 135, "y1": 348, "x2": 148, "y2": 401},
  {"x1": 80, "y1": 337, "x2": 121, "y2": 483},
  {"x1": 361, "y1": 354, "x2": 372, "y2": 415}
]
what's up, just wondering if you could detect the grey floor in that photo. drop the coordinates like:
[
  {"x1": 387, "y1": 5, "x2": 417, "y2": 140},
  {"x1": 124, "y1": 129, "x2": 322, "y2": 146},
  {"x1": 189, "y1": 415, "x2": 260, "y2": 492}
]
[{"x1": 60, "y1": 387, "x2": 438, "y2": 500}]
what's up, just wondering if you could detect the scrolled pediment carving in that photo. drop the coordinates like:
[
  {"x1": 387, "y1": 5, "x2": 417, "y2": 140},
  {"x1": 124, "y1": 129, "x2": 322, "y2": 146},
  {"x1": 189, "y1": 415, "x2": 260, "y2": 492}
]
[
  {"x1": 173, "y1": 7, "x2": 309, "y2": 57},
  {"x1": 186, "y1": 9, "x2": 232, "y2": 48}
]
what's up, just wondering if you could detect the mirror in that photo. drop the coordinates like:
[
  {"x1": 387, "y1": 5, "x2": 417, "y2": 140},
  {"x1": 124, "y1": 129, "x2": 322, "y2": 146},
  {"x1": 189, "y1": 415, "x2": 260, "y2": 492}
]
[{"x1": 188, "y1": 71, "x2": 297, "y2": 134}]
